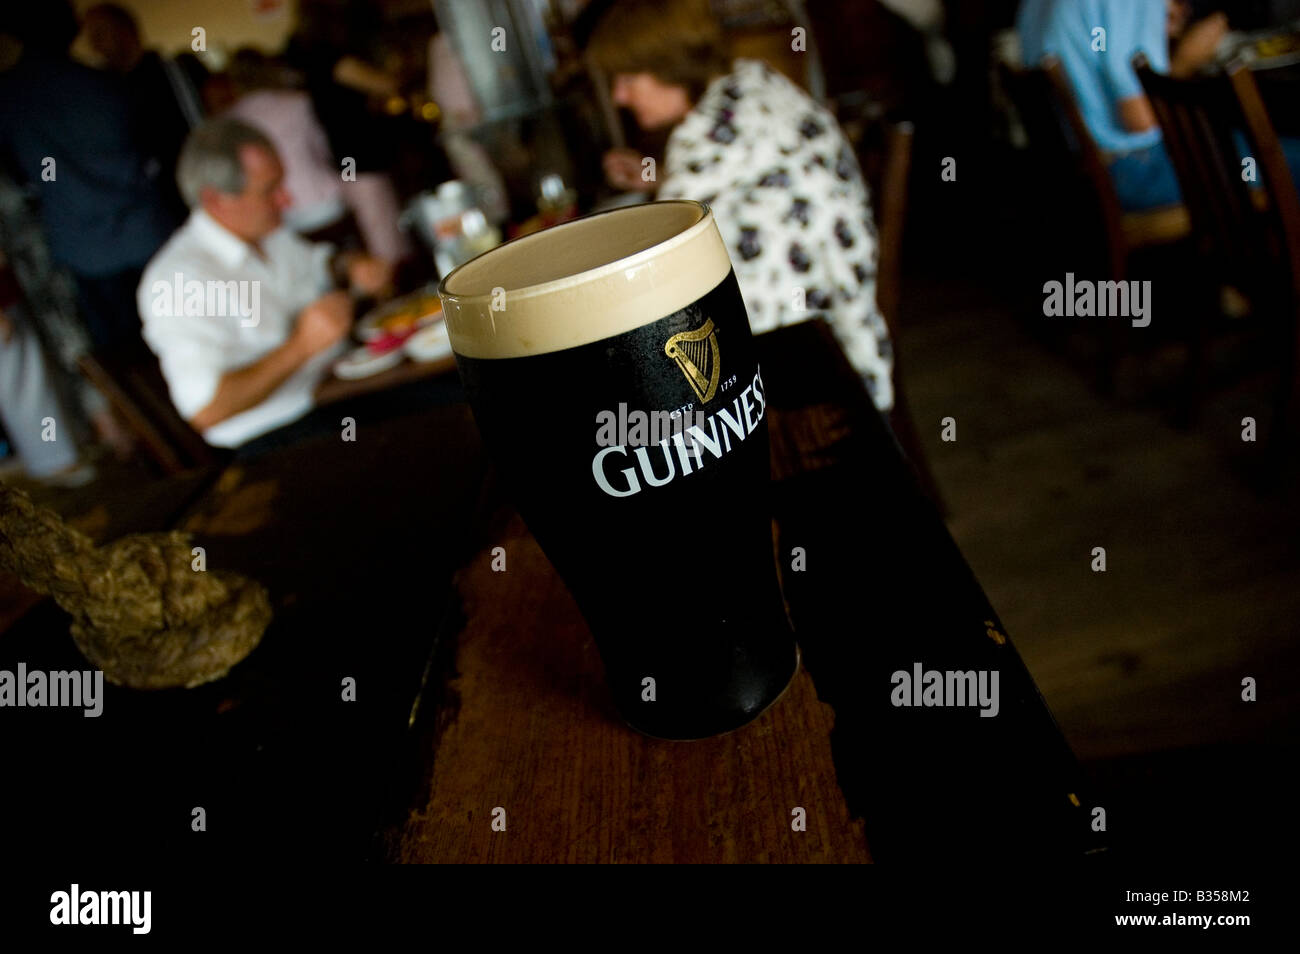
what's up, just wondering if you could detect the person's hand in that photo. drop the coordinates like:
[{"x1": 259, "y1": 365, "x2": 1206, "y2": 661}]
[
  {"x1": 603, "y1": 147, "x2": 657, "y2": 193},
  {"x1": 346, "y1": 254, "x2": 394, "y2": 297},
  {"x1": 1172, "y1": 12, "x2": 1229, "y2": 75},
  {"x1": 293, "y1": 291, "x2": 353, "y2": 357}
]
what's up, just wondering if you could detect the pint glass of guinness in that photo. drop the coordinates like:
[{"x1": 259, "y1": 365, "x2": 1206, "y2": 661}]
[{"x1": 439, "y1": 200, "x2": 798, "y2": 740}]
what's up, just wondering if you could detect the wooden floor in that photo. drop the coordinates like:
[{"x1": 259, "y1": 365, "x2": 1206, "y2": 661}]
[{"x1": 895, "y1": 279, "x2": 1300, "y2": 767}]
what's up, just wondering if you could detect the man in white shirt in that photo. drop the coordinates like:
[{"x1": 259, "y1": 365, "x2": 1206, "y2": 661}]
[{"x1": 138, "y1": 117, "x2": 390, "y2": 448}]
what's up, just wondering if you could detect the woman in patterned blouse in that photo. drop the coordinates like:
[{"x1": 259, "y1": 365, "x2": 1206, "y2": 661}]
[{"x1": 585, "y1": 0, "x2": 895, "y2": 412}]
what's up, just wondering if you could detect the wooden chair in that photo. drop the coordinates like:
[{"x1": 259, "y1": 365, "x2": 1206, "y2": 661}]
[
  {"x1": 1004, "y1": 57, "x2": 1192, "y2": 269},
  {"x1": 1134, "y1": 53, "x2": 1300, "y2": 442},
  {"x1": 1000, "y1": 56, "x2": 1191, "y2": 391},
  {"x1": 78, "y1": 344, "x2": 228, "y2": 476}
]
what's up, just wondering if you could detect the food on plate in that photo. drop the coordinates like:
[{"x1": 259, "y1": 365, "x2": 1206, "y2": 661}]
[{"x1": 358, "y1": 292, "x2": 444, "y2": 341}]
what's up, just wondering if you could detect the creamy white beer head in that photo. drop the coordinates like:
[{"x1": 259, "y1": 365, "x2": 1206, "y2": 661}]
[{"x1": 439, "y1": 200, "x2": 731, "y2": 359}]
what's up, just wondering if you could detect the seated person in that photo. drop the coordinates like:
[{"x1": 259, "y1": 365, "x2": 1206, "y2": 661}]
[
  {"x1": 585, "y1": 0, "x2": 895, "y2": 413},
  {"x1": 137, "y1": 117, "x2": 390, "y2": 448},
  {"x1": 1017, "y1": 0, "x2": 1229, "y2": 210}
]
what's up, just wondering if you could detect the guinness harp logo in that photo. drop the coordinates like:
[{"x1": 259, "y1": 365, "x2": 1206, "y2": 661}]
[{"x1": 665, "y1": 318, "x2": 721, "y2": 403}]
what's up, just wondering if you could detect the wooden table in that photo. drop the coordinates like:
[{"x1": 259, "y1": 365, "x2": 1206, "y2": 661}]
[
  {"x1": 379, "y1": 319, "x2": 1100, "y2": 862},
  {"x1": 314, "y1": 352, "x2": 457, "y2": 406},
  {"x1": 1, "y1": 391, "x2": 487, "y2": 862},
  {"x1": 1, "y1": 320, "x2": 1099, "y2": 864}
]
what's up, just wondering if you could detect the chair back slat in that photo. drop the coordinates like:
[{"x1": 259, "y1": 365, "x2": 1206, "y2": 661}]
[
  {"x1": 1000, "y1": 58, "x2": 1110, "y2": 188},
  {"x1": 1228, "y1": 64, "x2": 1300, "y2": 302}
]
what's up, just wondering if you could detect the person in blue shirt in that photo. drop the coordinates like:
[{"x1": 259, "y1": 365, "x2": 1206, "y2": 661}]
[{"x1": 1017, "y1": 0, "x2": 1229, "y2": 210}]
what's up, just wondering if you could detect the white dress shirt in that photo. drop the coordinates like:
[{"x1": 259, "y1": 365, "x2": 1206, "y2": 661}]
[{"x1": 137, "y1": 209, "x2": 342, "y2": 448}]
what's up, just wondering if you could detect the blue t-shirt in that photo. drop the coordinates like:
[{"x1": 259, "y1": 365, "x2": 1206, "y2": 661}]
[{"x1": 1017, "y1": 0, "x2": 1169, "y2": 155}]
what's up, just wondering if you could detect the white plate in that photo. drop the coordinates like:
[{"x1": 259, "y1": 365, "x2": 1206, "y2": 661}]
[
  {"x1": 333, "y1": 344, "x2": 405, "y2": 379},
  {"x1": 404, "y1": 321, "x2": 453, "y2": 363}
]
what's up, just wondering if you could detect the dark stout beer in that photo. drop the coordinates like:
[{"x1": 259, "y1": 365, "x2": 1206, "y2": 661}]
[{"x1": 440, "y1": 200, "x2": 798, "y2": 739}]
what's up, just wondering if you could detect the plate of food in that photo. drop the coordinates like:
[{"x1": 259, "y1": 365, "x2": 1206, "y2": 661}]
[
  {"x1": 404, "y1": 320, "x2": 453, "y2": 363},
  {"x1": 356, "y1": 289, "x2": 444, "y2": 342},
  {"x1": 333, "y1": 340, "x2": 406, "y2": 379}
]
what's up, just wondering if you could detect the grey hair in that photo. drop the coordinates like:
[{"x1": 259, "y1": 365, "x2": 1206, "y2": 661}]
[{"x1": 175, "y1": 117, "x2": 276, "y2": 208}]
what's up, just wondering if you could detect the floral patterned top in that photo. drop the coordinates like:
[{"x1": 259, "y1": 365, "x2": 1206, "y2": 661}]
[{"x1": 657, "y1": 58, "x2": 894, "y2": 412}]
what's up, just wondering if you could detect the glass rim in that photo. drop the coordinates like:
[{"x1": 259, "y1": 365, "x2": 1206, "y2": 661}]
[{"x1": 437, "y1": 199, "x2": 714, "y2": 305}]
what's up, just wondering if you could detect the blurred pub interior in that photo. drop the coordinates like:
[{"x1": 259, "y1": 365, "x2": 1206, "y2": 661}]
[{"x1": 1, "y1": 0, "x2": 1298, "y2": 865}]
